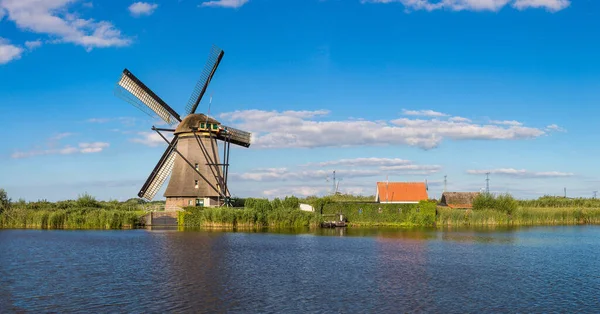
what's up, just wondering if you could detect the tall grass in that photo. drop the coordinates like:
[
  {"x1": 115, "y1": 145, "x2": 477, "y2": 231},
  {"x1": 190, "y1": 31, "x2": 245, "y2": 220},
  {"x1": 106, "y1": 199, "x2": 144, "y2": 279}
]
[
  {"x1": 0, "y1": 207, "x2": 144, "y2": 229},
  {"x1": 179, "y1": 207, "x2": 321, "y2": 228},
  {"x1": 437, "y1": 207, "x2": 600, "y2": 226}
]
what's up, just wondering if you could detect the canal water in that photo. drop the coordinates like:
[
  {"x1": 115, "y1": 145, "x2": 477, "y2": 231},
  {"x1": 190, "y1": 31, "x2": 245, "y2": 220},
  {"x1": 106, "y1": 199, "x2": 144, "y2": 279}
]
[{"x1": 1, "y1": 226, "x2": 599, "y2": 313}]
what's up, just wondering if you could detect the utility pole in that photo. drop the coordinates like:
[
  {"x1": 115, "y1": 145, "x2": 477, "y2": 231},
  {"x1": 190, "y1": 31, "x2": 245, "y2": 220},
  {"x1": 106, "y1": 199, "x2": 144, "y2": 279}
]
[
  {"x1": 564, "y1": 187, "x2": 567, "y2": 198},
  {"x1": 485, "y1": 172, "x2": 490, "y2": 194},
  {"x1": 593, "y1": 191, "x2": 597, "y2": 199},
  {"x1": 443, "y1": 175, "x2": 447, "y2": 193},
  {"x1": 332, "y1": 170, "x2": 336, "y2": 195}
]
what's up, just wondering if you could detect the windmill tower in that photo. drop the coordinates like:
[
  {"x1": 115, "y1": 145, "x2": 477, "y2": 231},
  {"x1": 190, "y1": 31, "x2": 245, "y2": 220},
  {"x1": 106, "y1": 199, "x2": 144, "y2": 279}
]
[{"x1": 114, "y1": 45, "x2": 252, "y2": 211}]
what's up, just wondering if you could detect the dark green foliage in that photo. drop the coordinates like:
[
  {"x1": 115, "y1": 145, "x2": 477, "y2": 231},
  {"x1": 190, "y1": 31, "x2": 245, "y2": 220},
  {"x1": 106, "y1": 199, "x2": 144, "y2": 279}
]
[
  {"x1": 322, "y1": 200, "x2": 436, "y2": 226},
  {"x1": 282, "y1": 196, "x2": 299, "y2": 209},
  {"x1": 0, "y1": 188, "x2": 10, "y2": 214},
  {"x1": 473, "y1": 193, "x2": 518, "y2": 215},
  {"x1": 229, "y1": 197, "x2": 246, "y2": 208},
  {"x1": 76, "y1": 192, "x2": 101, "y2": 208}
]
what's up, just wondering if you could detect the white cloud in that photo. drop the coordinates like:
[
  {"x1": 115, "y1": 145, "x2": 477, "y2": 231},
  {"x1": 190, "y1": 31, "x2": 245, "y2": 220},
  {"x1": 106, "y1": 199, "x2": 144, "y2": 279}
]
[
  {"x1": 307, "y1": 157, "x2": 412, "y2": 167},
  {"x1": 489, "y1": 120, "x2": 523, "y2": 126},
  {"x1": 360, "y1": 0, "x2": 570, "y2": 12},
  {"x1": 449, "y1": 116, "x2": 471, "y2": 123},
  {"x1": 49, "y1": 132, "x2": 74, "y2": 140},
  {"x1": 0, "y1": 37, "x2": 23, "y2": 64},
  {"x1": 263, "y1": 186, "x2": 330, "y2": 198},
  {"x1": 86, "y1": 117, "x2": 137, "y2": 126},
  {"x1": 128, "y1": 2, "x2": 158, "y2": 17},
  {"x1": 79, "y1": 142, "x2": 109, "y2": 153},
  {"x1": 512, "y1": 0, "x2": 570, "y2": 12},
  {"x1": 200, "y1": 0, "x2": 249, "y2": 8},
  {"x1": 0, "y1": 0, "x2": 130, "y2": 51},
  {"x1": 545, "y1": 124, "x2": 566, "y2": 132},
  {"x1": 467, "y1": 168, "x2": 574, "y2": 178},
  {"x1": 130, "y1": 131, "x2": 172, "y2": 147},
  {"x1": 232, "y1": 158, "x2": 442, "y2": 182},
  {"x1": 402, "y1": 109, "x2": 448, "y2": 117},
  {"x1": 220, "y1": 109, "x2": 552, "y2": 150},
  {"x1": 24, "y1": 39, "x2": 42, "y2": 50},
  {"x1": 11, "y1": 142, "x2": 109, "y2": 159}
]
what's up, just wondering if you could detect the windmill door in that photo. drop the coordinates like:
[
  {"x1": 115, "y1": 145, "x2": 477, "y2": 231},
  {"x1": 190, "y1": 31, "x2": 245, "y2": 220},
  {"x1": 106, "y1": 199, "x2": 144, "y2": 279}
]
[{"x1": 195, "y1": 199, "x2": 204, "y2": 207}]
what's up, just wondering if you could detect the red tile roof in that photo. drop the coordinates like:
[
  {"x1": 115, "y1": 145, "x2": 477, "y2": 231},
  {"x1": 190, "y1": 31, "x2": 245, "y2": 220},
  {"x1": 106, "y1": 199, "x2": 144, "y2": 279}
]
[{"x1": 376, "y1": 182, "x2": 428, "y2": 203}]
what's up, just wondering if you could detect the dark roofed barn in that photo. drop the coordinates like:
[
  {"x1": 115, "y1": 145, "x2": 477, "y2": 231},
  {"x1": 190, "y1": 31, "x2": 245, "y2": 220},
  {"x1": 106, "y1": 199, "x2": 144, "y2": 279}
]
[{"x1": 440, "y1": 192, "x2": 480, "y2": 209}]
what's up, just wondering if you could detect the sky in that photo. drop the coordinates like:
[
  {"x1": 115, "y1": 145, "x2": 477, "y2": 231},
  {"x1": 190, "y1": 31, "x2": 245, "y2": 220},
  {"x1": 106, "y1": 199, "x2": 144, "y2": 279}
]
[{"x1": 0, "y1": 0, "x2": 599, "y2": 202}]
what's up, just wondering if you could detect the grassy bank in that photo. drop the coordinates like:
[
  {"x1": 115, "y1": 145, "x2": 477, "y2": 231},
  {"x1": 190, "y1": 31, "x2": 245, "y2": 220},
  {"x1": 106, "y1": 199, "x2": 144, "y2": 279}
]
[
  {"x1": 178, "y1": 197, "x2": 322, "y2": 228},
  {"x1": 437, "y1": 207, "x2": 600, "y2": 226},
  {"x1": 437, "y1": 193, "x2": 600, "y2": 226},
  {"x1": 0, "y1": 207, "x2": 145, "y2": 229},
  {"x1": 0, "y1": 193, "x2": 151, "y2": 230}
]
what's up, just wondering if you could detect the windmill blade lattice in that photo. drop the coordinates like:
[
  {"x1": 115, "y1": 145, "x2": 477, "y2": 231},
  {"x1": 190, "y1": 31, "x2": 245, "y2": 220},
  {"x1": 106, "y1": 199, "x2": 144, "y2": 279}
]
[
  {"x1": 115, "y1": 69, "x2": 181, "y2": 126},
  {"x1": 185, "y1": 45, "x2": 224, "y2": 115},
  {"x1": 138, "y1": 139, "x2": 178, "y2": 200}
]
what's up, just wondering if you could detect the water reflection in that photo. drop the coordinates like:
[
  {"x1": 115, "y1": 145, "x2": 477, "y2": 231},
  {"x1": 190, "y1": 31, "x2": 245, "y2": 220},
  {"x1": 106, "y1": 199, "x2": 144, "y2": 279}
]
[{"x1": 1, "y1": 226, "x2": 600, "y2": 312}]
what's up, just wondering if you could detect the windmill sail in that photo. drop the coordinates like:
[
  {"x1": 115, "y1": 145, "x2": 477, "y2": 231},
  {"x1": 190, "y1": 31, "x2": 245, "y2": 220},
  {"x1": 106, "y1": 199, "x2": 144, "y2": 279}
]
[
  {"x1": 185, "y1": 45, "x2": 224, "y2": 115},
  {"x1": 138, "y1": 138, "x2": 178, "y2": 200},
  {"x1": 115, "y1": 69, "x2": 181, "y2": 126}
]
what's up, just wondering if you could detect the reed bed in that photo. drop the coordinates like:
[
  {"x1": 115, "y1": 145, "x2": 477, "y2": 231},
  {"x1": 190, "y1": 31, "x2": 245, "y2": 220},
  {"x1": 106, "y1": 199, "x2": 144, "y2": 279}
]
[
  {"x1": 178, "y1": 207, "x2": 321, "y2": 228},
  {"x1": 437, "y1": 206, "x2": 600, "y2": 226},
  {"x1": 0, "y1": 207, "x2": 145, "y2": 229}
]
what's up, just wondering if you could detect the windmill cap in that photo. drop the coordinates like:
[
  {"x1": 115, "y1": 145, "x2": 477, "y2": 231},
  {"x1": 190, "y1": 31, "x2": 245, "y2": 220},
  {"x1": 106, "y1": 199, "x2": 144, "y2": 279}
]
[{"x1": 175, "y1": 113, "x2": 221, "y2": 134}]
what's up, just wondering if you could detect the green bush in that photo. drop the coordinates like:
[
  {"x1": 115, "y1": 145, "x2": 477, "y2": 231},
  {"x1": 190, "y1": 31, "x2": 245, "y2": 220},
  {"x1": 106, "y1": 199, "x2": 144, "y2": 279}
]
[{"x1": 473, "y1": 193, "x2": 517, "y2": 215}]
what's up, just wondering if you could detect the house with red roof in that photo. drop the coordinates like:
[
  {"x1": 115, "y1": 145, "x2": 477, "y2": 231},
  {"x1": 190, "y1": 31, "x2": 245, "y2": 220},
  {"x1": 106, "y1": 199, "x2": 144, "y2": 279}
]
[{"x1": 375, "y1": 182, "x2": 428, "y2": 204}]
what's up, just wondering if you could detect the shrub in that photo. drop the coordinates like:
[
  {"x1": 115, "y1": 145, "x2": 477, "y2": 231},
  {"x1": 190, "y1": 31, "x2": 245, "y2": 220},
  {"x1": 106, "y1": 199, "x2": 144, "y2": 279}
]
[{"x1": 0, "y1": 188, "x2": 10, "y2": 214}]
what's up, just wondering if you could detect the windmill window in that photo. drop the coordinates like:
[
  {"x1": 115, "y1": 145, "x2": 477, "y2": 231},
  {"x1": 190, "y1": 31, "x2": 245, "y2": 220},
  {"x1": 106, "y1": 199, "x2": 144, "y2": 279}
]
[
  {"x1": 194, "y1": 180, "x2": 199, "y2": 189},
  {"x1": 200, "y1": 123, "x2": 205, "y2": 128},
  {"x1": 213, "y1": 124, "x2": 218, "y2": 130},
  {"x1": 206, "y1": 123, "x2": 211, "y2": 129},
  {"x1": 194, "y1": 163, "x2": 199, "y2": 170}
]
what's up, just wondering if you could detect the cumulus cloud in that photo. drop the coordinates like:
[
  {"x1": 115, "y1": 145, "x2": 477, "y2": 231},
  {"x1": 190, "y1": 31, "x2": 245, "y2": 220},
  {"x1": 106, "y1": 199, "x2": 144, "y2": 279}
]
[
  {"x1": 232, "y1": 157, "x2": 441, "y2": 182},
  {"x1": 200, "y1": 0, "x2": 249, "y2": 8},
  {"x1": 0, "y1": 0, "x2": 130, "y2": 51},
  {"x1": 0, "y1": 37, "x2": 23, "y2": 64},
  {"x1": 130, "y1": 131, "x2": 172, "y2": 147},
  {"x1": 24, "y1": 39, "x2": 42, "y2": 50},
  {"x1": 467, "y1": 168, "x2": 574, "y2": 178},
  {"x1": 360, "y1": 0, "x2": 570, "y2": 12},
  {"x1": 220, "y1": 109, "x2": 552, "y2": 150},
  {"x1": 11, "y1": 142, "x2": 109, "y2": 159},
  {"x1": 545, "y1": 124, "x2": 566, "y2": 132},
  {"x1": 128, "y1": 2, "x2": 158, "y2": 17},
  {"x1": 490, "y1": 120, "x2": 523, "y2": 126},
  {"x1": 402, "y1": 109, "x2": 448, "y2": 117},
  {"x1": 307, "y1": 157, "x2": 412, "y2": 167},
  {"x1": 449, "y1": 116, "x2": 471, "y2": 123}
]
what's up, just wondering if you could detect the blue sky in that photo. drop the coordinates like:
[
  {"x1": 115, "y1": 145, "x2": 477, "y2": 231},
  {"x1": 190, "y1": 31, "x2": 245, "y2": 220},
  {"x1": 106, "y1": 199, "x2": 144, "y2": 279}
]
[{"x1": 1, "y1": 0, "x2": 598, "y2": 201}]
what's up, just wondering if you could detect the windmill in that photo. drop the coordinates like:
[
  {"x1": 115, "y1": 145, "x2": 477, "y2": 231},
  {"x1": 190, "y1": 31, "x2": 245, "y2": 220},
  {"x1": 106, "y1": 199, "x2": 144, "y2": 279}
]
[{"x1": 114, "y1": 45, "x2": 251, "y2": 210}]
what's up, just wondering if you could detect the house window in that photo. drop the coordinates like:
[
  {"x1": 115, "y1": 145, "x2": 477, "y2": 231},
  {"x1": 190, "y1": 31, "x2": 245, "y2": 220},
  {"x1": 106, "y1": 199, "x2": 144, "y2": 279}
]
[
  {"x1": 188, "y1": 200, "x2": 193, "y2": 206},
  {"x1": 194, "y1": 163, "x2": 199, "y2": 170},
  {"x1": 194, "y1": 180, "x2": 199, "y2": 189}
]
